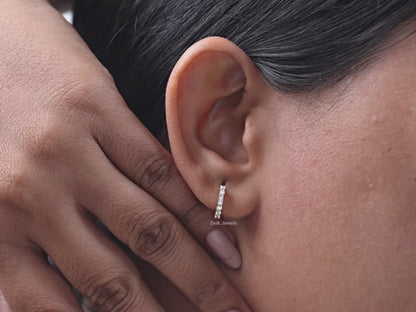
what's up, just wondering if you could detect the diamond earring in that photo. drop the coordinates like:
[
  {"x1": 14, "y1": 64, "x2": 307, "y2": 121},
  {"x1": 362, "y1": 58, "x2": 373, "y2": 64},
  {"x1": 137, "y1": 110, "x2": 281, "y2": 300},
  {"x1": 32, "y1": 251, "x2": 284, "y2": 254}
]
[{"x1": 214, "y1": 184, "x2": 226, "y2": 219}]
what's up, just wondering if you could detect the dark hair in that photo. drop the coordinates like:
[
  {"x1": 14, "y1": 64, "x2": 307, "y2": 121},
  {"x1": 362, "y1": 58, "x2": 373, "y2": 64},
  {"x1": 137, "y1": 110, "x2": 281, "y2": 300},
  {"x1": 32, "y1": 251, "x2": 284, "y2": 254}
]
[{"x1": 73, "y1": 0, "x2": 416, "y2": 140}]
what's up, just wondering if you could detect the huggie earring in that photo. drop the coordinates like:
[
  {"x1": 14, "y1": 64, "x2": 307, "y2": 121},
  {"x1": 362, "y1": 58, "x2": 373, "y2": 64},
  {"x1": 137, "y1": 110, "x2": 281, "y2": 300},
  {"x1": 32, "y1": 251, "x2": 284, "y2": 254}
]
[{"x1": 214, "y1": 184, "x2": 226, "y2": 219}]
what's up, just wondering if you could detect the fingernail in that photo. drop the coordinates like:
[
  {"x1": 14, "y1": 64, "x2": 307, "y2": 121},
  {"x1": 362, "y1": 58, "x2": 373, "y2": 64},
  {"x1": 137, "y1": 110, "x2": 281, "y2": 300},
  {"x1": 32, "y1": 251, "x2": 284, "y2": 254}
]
[
  {"x1": 227, "y1": 310, "x2": 242, "y2": 312},
  {"x1": 0, "y1": 290, "x2": 12, "y2": 312},
  {"x1": 206, "y1": 229, "x2": 242, "y2": 269}
]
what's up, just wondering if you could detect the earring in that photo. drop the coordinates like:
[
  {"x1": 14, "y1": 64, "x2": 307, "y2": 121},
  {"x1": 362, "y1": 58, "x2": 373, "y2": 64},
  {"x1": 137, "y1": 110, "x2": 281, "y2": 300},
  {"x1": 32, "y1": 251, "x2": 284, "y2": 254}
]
[{"x1": 214, "y1": 184, "x2": 226, "y2": 219}]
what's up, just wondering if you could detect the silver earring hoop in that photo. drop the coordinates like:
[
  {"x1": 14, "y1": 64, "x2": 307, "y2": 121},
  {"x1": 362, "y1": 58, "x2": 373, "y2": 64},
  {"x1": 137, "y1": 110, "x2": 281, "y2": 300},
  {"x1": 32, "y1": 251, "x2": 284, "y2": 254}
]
[{"x1": 214, "y1": 184, "x2": 226, "y2": 219}]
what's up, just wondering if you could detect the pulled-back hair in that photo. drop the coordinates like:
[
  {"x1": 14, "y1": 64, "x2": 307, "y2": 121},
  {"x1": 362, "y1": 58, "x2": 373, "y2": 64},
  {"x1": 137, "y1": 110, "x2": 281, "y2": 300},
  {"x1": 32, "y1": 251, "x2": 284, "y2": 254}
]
[{"x1": 73, "y1": 0, "x2": 416, "y2": 139}]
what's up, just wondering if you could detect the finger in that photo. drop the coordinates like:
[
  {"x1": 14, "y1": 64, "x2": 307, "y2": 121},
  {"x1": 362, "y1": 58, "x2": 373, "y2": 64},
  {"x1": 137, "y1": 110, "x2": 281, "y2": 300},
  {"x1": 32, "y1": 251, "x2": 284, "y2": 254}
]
[
  {"x1": 81, "y1": 297, "x2": 97, "y2": 312},
  {"x1": 93, "y1": 95, "x2": 240, "y2": 264},
  {"x1": 0, "y1": 289, "x2": 13, "y2": 312},
  {"x1": 36, "y1": 208, "x2": 165, "y2": 312},
  {"x1": 76, "y1": 152, "x2": 249, "y2": 312},
  {"x1": 0, "y1": 245, "x2": 82, "y2": 312}
]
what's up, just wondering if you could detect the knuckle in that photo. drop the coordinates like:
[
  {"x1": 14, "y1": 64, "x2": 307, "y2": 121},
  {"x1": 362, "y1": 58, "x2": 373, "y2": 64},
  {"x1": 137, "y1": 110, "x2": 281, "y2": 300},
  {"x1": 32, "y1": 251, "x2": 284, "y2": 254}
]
[
  {"x1": 59, "y1": 81, "x2": 100, "y2": 116},
  {"x1": 85, "y1": 277, "x2": 132, "y2": 312},
  {"x1": 57, "y1": 75, "x2": 117, "y2": 121},
  {"x1": 181, "y1": 202, "x2": 205, "y2": 227},
  {"x1": 130, "y1": 213, "x2": 178, "y2": 260},
  {"x1": 193, "y1": 280, "x2": 223, "y2": 307},
  {"x1": 81, "y1": 297, "x2": 99, "y2": 312},
  {"x1": 134, "y1": 153, "x2": 174, "y2": 191},
  {"x1": 0, "y1": 166, "x2": 29, "y2": 208},
  {"x1": 27, "y1": 119, "x2": 64, "y2": 161}
]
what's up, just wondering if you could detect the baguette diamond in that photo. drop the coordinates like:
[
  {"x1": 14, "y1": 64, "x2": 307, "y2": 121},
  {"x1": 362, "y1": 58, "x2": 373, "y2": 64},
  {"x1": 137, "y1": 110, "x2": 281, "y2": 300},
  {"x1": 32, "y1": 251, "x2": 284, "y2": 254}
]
[{"x1": 214, "y1": 184, "x2": 226, "y2": 219}]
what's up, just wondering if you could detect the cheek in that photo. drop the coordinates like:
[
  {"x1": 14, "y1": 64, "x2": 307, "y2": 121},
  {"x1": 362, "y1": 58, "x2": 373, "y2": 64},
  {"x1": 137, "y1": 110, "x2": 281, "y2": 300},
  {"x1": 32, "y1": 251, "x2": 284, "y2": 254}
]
[{"x1": 248, "y1": 97, "x2": 416, "y2": 309}]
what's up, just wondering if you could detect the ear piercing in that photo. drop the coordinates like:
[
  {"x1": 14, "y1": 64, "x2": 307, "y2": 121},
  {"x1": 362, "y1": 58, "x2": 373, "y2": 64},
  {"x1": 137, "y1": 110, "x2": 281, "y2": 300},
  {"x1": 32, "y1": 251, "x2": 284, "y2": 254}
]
[{"x1": 214, "y1": 184, "x2": 226, "y2": 219}]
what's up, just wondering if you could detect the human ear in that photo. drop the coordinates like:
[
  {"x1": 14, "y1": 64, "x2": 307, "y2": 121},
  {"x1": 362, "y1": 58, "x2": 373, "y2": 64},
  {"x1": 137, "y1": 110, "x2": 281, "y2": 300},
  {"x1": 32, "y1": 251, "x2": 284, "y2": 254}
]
[{"x1": 166, "y1": 36, "x2": 268, "y2": 219}]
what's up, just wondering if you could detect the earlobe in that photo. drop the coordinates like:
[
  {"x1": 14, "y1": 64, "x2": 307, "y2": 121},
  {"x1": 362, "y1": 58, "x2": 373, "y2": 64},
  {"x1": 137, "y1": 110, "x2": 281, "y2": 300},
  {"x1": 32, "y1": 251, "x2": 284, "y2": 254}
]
[{"x1": 166, "y1": 37, "x2": 265, "y2": 219}]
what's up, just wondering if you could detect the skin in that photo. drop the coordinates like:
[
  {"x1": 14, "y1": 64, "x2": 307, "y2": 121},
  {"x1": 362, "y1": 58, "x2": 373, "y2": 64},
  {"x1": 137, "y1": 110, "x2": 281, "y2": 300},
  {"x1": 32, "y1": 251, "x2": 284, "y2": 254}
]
[
  {"x1": 157, "y1": 25, "x2": 416, "y2": 311},
  {"x1": 2, "y1": 2, "x2": 414, "y2": 311},
  {"x1": 0, "y1": 1, "x2": 249, "y2": 312}
]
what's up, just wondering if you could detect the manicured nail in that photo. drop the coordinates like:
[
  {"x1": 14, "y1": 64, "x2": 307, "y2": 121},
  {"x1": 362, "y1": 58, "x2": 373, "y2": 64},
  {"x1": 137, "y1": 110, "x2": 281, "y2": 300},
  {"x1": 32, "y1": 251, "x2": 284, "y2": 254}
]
[
  {"x1": 206, "y1": 229, "x2": 242, "y2": 269},
  {"x1": 0, "y1": 290, "x2": 12, "y2": 312},
  {"x1": 227, "y1": 310, "x2": 242, "y2": 312}
]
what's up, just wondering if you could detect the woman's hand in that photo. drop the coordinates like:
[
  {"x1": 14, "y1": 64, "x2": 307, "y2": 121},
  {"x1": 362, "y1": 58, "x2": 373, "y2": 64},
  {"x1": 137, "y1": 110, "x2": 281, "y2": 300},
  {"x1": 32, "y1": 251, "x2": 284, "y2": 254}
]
[{"x1": 0, "y1": 1, "x2": 247, "y2": 311}]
